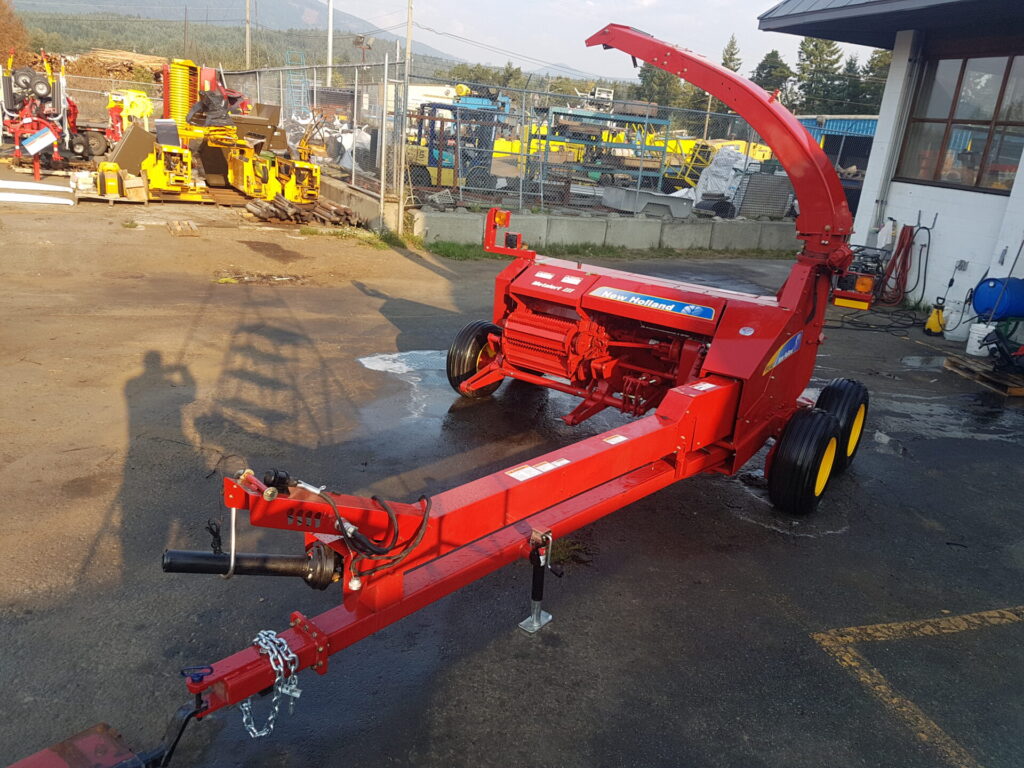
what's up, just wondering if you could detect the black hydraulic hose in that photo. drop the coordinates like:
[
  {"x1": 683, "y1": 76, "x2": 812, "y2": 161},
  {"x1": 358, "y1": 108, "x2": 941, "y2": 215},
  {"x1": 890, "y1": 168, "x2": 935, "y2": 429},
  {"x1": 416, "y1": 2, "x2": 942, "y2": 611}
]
[
  {"x1": 371, "y1": 495, "x2": 401, "y2": 551},
  {"x1": 904, "y1": 225, "x2": 930, "y2": 297},
  {"x1": 352, "y1": 495, "x2": 432, "y2": 578},
  {"x1": 316, "y1": 490, "x2": 391, "y2": 556}
]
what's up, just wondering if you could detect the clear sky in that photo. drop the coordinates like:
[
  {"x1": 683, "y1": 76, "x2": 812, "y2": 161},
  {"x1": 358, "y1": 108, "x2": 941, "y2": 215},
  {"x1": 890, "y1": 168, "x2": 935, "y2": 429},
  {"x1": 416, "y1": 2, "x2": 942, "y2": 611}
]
[{"x1": 356, "y1": 0, "x2": 878, "y2": 81}]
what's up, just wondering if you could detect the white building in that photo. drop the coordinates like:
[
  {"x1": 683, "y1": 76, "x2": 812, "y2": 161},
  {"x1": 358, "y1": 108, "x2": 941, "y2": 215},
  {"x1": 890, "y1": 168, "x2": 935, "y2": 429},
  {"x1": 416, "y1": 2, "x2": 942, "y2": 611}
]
[{"x1": 760, "y1": 0, "x2": 1024, "y2": 314}]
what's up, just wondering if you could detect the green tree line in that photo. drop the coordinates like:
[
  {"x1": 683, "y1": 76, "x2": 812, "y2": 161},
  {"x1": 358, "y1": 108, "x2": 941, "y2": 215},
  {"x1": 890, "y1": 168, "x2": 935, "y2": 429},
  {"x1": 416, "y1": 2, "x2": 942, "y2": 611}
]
[
  {"x1": 18, "y1": 11, "x2": 377, "y2": 74},
  {"x1": 632, "y1": 36, "x2": 891, "y2": 116}
]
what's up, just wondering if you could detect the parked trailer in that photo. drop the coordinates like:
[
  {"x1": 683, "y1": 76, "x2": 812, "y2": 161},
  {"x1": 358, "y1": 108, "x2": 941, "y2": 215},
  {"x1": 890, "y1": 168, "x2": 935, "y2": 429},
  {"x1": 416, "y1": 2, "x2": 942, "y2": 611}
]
[{"x1": 11, "y1": 24, "x2": 876, "y2": 767}]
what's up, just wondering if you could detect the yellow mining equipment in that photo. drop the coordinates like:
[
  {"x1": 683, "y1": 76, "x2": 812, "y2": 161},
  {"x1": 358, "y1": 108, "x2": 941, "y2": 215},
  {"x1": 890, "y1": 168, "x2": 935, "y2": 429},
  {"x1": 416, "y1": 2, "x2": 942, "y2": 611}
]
[
  {"x1": 228, "y1": 149, "x2": 280, "y2": 200},
  {"x1": 163, "y1": 59, "x2": 200, "y2": 133},
  {"x1": 198, "y1": 125, "x2": 319, "y2": 204},
  {"x1": 274, "y1": 157, "x2": 320, "y2": 204},
  {"x1": 140, "y1": 144, "x2": 209, "y2": 202}
]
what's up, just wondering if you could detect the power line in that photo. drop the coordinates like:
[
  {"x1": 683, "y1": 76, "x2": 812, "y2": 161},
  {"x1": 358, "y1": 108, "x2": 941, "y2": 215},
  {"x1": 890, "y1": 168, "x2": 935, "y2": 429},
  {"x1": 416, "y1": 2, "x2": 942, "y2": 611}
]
[
  {"x1": 17, "y1": 2, "x2": 237, "y2": 7},
  {"x1": 412, "y1": 22, "x2": 609, "y2": 81},
  {"x1": 18, "y1": 14, "x2": 245, "y2": 22}
]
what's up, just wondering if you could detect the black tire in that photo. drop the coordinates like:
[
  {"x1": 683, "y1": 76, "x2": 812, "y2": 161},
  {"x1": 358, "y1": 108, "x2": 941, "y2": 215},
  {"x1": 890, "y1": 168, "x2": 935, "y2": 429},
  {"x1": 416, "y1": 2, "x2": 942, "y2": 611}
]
[
  {"x1": 69, "y1": 134, "x2": 89, "y2": 157},
  {"x1": 447, "y1": 320, "x2": 502, "y2": 398},
  {"x1": 409, "y1": 166, "x2": 432, "y2": 187},
  {"x1": 815, "y1": 378, "x2": 869, "y2": 473},
  {"x1": 12, "y1": 68, "x2": 34, "y2": 90},
  {"x1": 86, "y1": 131, "x2": 109, "y2": 156},
  {"x1": 30, "y1": 75, "x2": 51, "y2": 99},
  {"x1": 768, "y1": 408, "x2": 841, "y2": 516}
]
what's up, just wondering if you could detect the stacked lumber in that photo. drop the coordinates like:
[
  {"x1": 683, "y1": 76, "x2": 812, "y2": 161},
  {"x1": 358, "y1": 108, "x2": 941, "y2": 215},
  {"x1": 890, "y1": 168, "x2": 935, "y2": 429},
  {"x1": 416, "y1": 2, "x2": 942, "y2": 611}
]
[
  {"x1": 60, "y1": 49, "x2": 166, "y2": 79},
  {"x1": 245, "y1": 195, "x2": 360, "y2": 226}
]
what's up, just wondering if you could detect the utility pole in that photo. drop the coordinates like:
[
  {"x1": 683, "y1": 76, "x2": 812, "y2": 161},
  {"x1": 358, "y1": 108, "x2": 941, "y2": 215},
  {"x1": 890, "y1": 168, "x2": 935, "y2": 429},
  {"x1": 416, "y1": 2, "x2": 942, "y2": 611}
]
[
  {"x1": 396, "y1": 0, "x2": 412, "y2": 234},
  {"x1": 183, "y1": 6, "x2": 189, "y2": 55},
  {"x1": 326, "y1": 0, "x2": 334, "y2": 87},
  {"x1": 245, "y1": 0, "x2": 252, "y2": 69}
]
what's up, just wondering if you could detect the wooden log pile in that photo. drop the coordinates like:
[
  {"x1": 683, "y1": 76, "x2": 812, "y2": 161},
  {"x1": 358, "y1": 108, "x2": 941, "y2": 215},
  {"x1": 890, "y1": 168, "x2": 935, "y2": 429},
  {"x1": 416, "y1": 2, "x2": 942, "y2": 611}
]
[{"x1": 245, "y1": 195, "x2": 361, "y2": 226}]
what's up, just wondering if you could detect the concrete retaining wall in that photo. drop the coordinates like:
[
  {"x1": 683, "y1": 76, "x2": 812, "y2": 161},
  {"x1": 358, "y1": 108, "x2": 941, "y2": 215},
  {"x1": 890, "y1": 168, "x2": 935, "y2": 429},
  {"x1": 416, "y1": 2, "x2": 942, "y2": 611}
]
[
  {"x1": 418, "y1": 209, "x2": 801, "y2": 253},
  {"x1": 321, "y1": 177, "x2": 397, "y2": 230}
]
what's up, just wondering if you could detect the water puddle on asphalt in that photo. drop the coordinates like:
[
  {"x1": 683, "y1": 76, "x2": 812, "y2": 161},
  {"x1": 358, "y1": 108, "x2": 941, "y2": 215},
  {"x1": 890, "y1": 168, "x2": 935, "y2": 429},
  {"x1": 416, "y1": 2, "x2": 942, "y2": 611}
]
[
  {"x1": 358, "y1": 350, "x2": 450, "y2": 422},
  {"x1": 899, "y1": 355, "x2": 947, "y2": 369}
]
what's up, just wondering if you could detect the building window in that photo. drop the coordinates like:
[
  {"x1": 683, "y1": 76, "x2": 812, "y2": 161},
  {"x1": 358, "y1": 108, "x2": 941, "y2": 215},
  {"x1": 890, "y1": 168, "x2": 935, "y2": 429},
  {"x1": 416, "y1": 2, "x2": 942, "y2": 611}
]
[{"x1": 897, "y1": 55, "x2": 1024, "y2": 193}]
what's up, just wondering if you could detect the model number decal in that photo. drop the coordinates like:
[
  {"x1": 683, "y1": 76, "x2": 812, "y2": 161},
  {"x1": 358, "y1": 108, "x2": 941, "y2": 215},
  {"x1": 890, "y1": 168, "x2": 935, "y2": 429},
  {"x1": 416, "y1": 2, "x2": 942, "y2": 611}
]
[
  {"x1": 763, "y1": 331, "x2": 803, "y2": 374},
  {"x1": 588, "y1": 286, "x2": 716, "y2": 321},
  {"x1": 531, "y1": 280, "x2": 575, "y2": 294}
]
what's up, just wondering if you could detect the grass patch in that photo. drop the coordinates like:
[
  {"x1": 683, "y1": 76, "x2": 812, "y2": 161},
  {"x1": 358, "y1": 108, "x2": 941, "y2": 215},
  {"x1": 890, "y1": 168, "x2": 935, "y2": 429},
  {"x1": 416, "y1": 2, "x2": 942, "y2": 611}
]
[
  {"x1": 121, "y1": 219, "x2": 139, "y2": 229},
  {"x1": 297, "y1": 224, "x2": 419, "y2": 251},
  {"x1": 425, "y1": 241, "x2": 501, "y2": 260},
  {"x1": 425, "y1": 239, "x2": 795, "y2": 262},
  {"x1": 377, "y1": 229, "x2": 406, "y2": 249}
]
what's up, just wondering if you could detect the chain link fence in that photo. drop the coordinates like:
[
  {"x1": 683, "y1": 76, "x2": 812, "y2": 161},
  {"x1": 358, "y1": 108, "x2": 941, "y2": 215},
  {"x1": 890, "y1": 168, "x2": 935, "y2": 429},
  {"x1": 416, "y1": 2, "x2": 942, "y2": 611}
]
[
  {"x1": 215, "y1": 65, "x2": 799, "y2": 222},
  {"x1": 394, "y1": 76, "x2": 796, "y2": 219},
  {"x1": 224, "y1": 62, "x2": 409, "y2": 203},
  {"x1": 65, "y1": 75, "x2": 163, "y2": 123},
  {"x1": 34, "y1": 66, "x2": 801, "y2": 224}
]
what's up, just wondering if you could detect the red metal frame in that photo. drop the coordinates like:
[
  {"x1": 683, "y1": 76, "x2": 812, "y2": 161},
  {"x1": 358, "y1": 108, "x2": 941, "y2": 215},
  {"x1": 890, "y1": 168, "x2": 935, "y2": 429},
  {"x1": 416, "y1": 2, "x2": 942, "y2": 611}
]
[
  {"x1": 3, "y1": 97, "x2": 64, "y2": 181},
  {"x1": 179, "y1": 25, "x2": 855, "y2": 724},
  {"x1": 585, "y1": 24, "x2": 853, "y2": 265}
]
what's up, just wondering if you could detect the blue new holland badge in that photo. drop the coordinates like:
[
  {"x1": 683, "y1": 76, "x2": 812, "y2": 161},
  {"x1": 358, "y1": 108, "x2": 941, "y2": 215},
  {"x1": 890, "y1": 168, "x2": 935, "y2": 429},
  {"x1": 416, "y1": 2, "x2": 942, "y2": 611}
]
[
  {"x1": 589, "y1": 286, "x2": 716, "y2": 321},
  {"x1": 763, "y1": 331, "x2": 803, "y2": 374}
]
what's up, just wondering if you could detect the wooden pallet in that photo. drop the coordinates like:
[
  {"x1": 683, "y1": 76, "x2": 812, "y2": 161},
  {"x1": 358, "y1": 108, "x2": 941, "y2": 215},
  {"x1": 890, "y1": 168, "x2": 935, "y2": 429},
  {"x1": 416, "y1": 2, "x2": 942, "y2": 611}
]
[
  {"x1": 167, "y1": 220, "x2": 199, "y2": 237},
  {"x1": 943, "y1": 354, "x2": 1024, "y2": 396}
]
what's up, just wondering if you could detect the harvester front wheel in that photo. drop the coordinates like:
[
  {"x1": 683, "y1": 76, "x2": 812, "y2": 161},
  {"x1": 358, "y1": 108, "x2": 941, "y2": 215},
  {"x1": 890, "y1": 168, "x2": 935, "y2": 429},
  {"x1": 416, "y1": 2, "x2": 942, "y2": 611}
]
[
  {"x1": 447, "y1": 321, "x2": 502, "y2": 398},
  {"x1": 768, "y1": 408, "x2": 841, "y2": 516},
  {"x1": 815, "y1": 378, "x2": 869, "y2": 473}
]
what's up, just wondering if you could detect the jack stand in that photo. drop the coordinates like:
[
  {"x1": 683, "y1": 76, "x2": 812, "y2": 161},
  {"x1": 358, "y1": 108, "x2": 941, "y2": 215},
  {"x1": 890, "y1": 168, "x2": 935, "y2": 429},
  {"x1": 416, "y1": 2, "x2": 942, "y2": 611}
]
[{"x1": 519, "y1": 530, "x2": 554, "y2": 634}]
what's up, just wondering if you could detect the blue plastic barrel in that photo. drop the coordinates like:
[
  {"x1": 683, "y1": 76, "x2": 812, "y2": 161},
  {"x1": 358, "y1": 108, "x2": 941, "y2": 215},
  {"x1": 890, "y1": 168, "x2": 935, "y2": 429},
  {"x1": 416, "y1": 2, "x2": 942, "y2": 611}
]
[{"x1": 972, "y1": 276, "x2": 1024, "y2": 320}]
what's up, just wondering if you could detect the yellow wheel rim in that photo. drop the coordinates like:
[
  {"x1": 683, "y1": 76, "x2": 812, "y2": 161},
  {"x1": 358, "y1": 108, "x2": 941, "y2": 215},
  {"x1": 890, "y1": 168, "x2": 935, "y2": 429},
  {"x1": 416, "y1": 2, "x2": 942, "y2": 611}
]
[
  {"x1": 475, "y1": 343, "x2": 496, "y2": 372},
  {"x1": 847, "y1": 404, "x2": 866, "y2": 456},
  {"x1": 814, "y1": 437, "x2": 837, "y2": 497}
]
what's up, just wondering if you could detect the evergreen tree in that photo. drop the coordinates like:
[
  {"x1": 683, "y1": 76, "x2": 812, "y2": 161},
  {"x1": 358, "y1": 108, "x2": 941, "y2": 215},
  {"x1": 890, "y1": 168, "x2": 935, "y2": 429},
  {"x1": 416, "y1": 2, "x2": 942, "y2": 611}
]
[
  {"x1": 444, "y1": 61, "x2": 527, "y2": 89},
  {"x1": 750, "y1": 50, "x2": 794, "y2": 93},
  {"x1": 839, "y1": 55, "x2": 865, "y2": 113},
  {"x1": 710, "y1": 35, "x2": 742, "y2": 114},
  {"x1": 635, "y1": 61, "x2": 684, "y2": 106},
  {"x1": 797, "y1": 37, "x2": 843, "y2": 114},
  {"x1": 859, "y1": 49, "x2": 892, "y2": 112},
  {"x1": 721, "y1": 35, "x2": 741, "y2": 72}
]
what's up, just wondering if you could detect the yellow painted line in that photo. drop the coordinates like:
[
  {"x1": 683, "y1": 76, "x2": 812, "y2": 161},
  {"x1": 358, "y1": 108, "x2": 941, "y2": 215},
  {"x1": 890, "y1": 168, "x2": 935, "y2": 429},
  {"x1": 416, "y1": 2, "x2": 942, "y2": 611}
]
[
  {"x1": 818, "y1": 605, "x2": 1024, "y2": 645},
  {"x1": 812, "y1": 605, "x2": 1024, "y2": 768}
]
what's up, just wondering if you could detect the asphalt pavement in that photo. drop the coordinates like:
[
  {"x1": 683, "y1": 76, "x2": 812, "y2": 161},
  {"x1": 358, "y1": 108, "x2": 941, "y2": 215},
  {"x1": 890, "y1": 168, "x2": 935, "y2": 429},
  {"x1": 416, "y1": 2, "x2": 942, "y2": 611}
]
[{"x1": 1, "y1": 203, "x2": 1022, "y2": 768}]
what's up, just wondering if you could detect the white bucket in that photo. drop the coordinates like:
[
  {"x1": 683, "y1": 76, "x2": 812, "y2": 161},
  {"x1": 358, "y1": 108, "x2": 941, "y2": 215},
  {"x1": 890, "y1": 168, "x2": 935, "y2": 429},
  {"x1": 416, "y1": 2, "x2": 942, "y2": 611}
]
[
  {"x1": 965, "y1": 322, "x2": 996, "y2": 356},
  {"x1": 942, "y1": 298, "x2": 972, "y2": 342}
]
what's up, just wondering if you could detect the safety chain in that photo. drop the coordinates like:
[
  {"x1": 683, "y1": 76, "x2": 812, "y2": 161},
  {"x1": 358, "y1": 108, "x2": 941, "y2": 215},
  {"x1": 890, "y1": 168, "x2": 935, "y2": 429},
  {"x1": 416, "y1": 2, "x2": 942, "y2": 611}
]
[{"x1": 238, "y1": 629, "x2": 301, "y2": 738}]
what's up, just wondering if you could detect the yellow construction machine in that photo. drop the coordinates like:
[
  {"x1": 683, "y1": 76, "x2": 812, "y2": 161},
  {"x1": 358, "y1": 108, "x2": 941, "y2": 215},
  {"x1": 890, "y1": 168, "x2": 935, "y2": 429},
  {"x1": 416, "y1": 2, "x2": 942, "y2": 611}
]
[
  {"x1": 140, "y1": 142, "x2": 209, "y2": 202},
  {"x1": 139, "y1": 58, "x2": 319, "y2": 205}
]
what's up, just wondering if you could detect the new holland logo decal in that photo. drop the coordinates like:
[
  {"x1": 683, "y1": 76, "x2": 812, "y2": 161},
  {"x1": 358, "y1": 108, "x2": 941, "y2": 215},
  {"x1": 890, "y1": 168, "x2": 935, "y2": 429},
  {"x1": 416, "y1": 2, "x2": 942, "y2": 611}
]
[
  {"x1": 589, "y1": 286, "x2": 715, "y2": 321},
  {"x1": 763, "y1": 331, "x2": 803, "y2": 374}
]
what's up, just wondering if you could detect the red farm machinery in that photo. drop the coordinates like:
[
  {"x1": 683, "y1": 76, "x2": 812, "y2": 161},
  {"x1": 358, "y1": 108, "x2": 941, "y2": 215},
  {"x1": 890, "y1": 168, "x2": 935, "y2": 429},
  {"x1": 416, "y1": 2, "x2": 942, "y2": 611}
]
[{"x1": 12, "y1": 24, "x2": 876, "y2": 768}]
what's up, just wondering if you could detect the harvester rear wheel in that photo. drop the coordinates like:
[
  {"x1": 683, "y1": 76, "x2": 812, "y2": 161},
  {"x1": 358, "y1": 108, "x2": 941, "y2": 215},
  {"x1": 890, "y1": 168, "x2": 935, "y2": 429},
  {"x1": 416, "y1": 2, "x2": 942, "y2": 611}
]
[
  {"x1": 447, "y1": 320, "x2": 502, "y2": 398},
  {"x1": 768, "y1": 408, "x2": 841, "y2": 516},
  {"x1": 815, "y1": 378, "x2": 869, "y2": 473}
]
